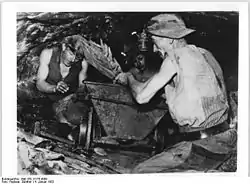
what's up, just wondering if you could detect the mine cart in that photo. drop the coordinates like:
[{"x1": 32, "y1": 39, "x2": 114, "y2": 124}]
[
  {"x1": 75, "y1": 81, "x2": 168, "y2": 151},
  {"x1": 32, "y1": 80, "x2": 168, "y2": 153}
]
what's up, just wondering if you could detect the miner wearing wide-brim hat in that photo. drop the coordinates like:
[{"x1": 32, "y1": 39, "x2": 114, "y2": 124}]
[
  {"x1": 147, "y1": 13, "x2": 195, "y2": 39},
  {"x1": 115, "y1": 14, "x2": 236, "y2": 173}
]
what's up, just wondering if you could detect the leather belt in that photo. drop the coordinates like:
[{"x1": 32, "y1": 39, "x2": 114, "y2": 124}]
[{"x1": 179, "y1": 121, "x2": 230, "y2": 141}]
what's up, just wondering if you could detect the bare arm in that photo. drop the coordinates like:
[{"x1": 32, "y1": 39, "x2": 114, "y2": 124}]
[
  {"x1": 36, "y1": 49, "x2": 57, "y2": 93},
  {"x1": 127, "y1": 58, "x2": 177, "y2": 104},
  {"x1": 78, "y1": 59, "x2": 88, "y2": 87}
]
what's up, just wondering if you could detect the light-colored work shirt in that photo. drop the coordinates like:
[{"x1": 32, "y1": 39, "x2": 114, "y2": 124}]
[{"x1": 164, "y1": 45, "x2": 229, "y2": 131}]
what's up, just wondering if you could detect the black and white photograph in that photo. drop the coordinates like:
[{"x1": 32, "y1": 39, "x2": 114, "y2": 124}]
[
  {"x1": 1, "y1": 2, "x2": 249, "y2": 180},
  {"x1": 15, "y1": 10, "x2": 239, "y2": 174}
]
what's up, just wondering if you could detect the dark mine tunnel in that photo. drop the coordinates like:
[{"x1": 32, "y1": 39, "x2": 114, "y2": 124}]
[{"x1": 17, "y1": 12, "x2": 238, "y2": 174}]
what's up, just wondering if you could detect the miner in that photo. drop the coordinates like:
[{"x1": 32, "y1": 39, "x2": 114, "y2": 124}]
[
  {"x1": 36, "y1": 35, "x2": 89, "y2": 140},
  {"x1": 115, "y1": 14, "x2": 236, "y2": 173}
]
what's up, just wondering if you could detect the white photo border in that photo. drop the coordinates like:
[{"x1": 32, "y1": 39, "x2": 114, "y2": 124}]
[{"x1": 1, "y1": 1, "x2": 249, "y2": 183}]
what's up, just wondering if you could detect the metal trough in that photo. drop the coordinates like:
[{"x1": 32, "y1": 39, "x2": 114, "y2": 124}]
[{"x1": 83, "y1": 81, "x2": 168, "y2": 141}]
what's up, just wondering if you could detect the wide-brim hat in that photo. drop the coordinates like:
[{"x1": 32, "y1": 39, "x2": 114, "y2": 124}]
[{"x1": 147, "y1": 14, "x2": 195, "y2": 39}]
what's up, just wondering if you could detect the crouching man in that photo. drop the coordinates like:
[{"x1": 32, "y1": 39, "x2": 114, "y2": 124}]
[{"x1": 36, "y1": 35, "x2": 89, "y2": 140}]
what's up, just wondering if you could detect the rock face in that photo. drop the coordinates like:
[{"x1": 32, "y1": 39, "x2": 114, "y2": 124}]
[
  {"x1": 17, "y1": 12, "x2": 119, "y2": 81},
  {"x1": 17, "y1": 12, "x2": 239, "y2": 124},
  {"x1": 16, "y1": 12, "x2": 238, "y2": 174},
  {"x1": 17, "y1": 12, "x2": 238, "y2": 85}
]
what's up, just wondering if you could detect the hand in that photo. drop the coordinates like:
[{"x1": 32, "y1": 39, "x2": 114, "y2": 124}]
[
  {"x1": 59, "y1": 118, "x2": 77, "y2": 129},
  {"x1": 55, "y1": 81, "x2": 69, "y2": 93},
  {"x1": 114, "y1": 72, "x2": 132, "y2": 85}
]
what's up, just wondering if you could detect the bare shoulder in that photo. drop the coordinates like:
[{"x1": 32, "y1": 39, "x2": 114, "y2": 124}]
[{"x1": 39, "y1": 48, "x2": 53, "y2": 65}]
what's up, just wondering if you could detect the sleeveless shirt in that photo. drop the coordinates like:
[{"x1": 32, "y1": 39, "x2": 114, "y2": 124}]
[
  {"x1": 164, "y1": 45, "x2": 229, "y2": 131},
  {"x1": 45, "y1": 47, "x2": 82, "y2": 101}
]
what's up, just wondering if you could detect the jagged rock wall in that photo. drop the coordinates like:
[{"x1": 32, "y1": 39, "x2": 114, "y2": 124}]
[
  {"x1": 17, "y1": 12, "x2": 121, "y2": 81},
  {"x1": 17, "y1": 12, "x2": 239, "y2": 92}
]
